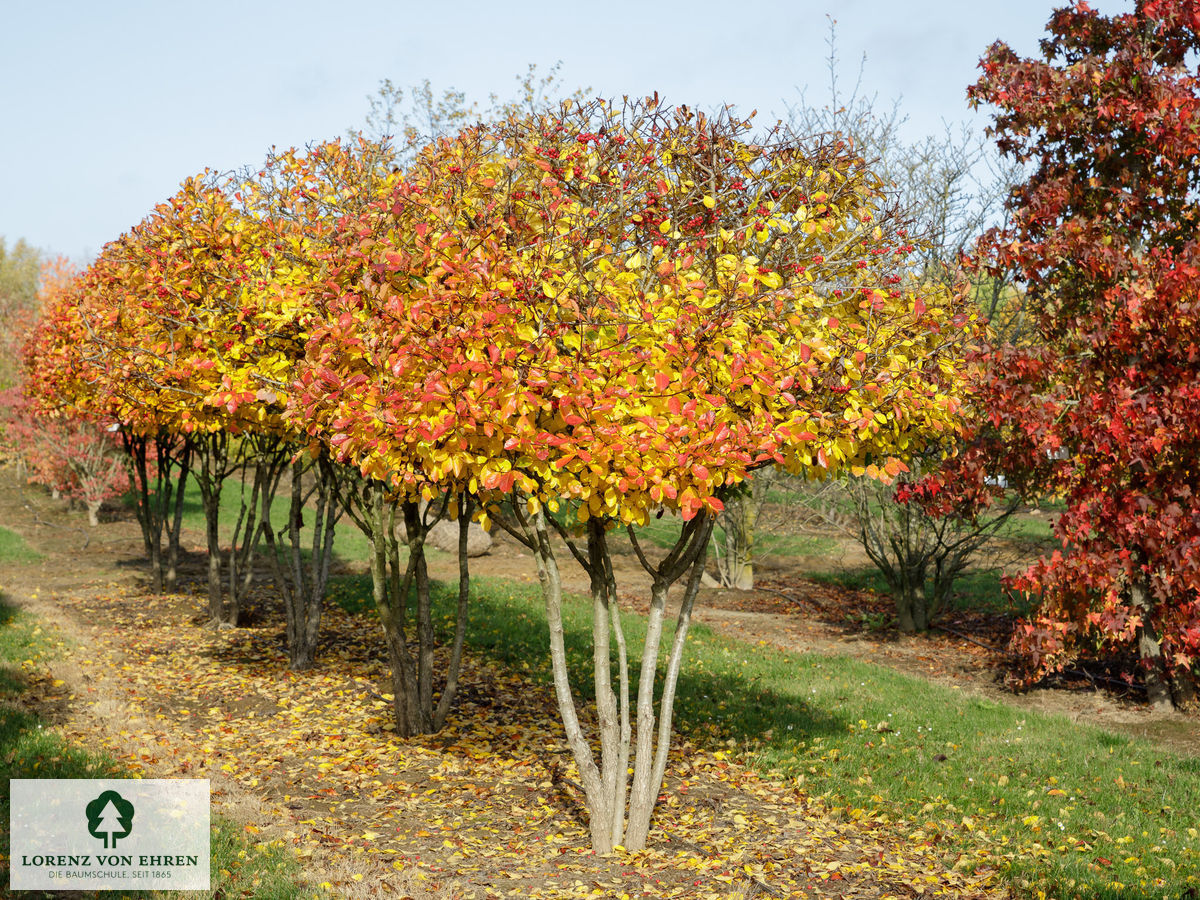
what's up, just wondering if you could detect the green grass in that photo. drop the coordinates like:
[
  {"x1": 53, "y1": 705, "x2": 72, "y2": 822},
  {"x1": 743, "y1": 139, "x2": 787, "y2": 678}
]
[
  {"x1": 330, "y1": 572, "x2": 1200, "y2": 899},
  {"x1": 603, "y1": 509, "x2": 838, "y2": 562},
  {"x1": 0, "y1": 526, "x2": 42, "y2": 563},
  {"x1": 996, "y1": 510, "x2": 1059, "y2": 546},
  {"x1": 0, "y1": 593, "x2": 314, "y2": 899},
  {"x1": 755, "y1": 531, "x2": 840, "y2": 558}
]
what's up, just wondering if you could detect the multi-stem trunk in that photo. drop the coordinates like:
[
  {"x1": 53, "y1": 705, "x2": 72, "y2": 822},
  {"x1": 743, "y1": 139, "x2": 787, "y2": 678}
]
[
  {"x1": 586, "y1": 518, "x2": 630, "y2": 852},
  {"x1": 624, "y1": 521, "x2": 712, "y2": 850},
  {"x1": 225, "y1": 443, "x2": 279, "y2": 625},
  {"x1": 528, "y1": 510, "x2": 611, "y2": 850},
  {"x1": 194, "y1": 434, "x2": 280, "y2": 627},
  {"x1": 122, "y1": 430, "x2": 188, "y2": 594},
  {"x1": 373, "y1": 492, "x2": 428, "y2": 735},
  {"x1": 348, "y1": 483, "x2": 473, "y2": 737},
  {"x1": 128, "y1": 435, "x2": 163, "y2": 593},
  {"x1": 194, "y1": 433, "x2": 232, "y2": 624},
  {"x1": 260, "y1": 450, "x2": 340, "y2": 670},
  {"x1": 526, "y1": 507, "x2": 713, "y2": 854}
]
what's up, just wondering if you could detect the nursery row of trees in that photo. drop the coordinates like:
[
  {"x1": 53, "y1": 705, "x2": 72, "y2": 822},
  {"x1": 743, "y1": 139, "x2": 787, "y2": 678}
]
[{"x1": 13, "y1": 96, "x2": 978, "y2": 851}]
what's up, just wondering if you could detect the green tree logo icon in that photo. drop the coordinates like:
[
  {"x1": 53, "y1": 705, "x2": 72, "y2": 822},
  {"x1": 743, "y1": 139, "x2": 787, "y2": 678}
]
[{"x1": 86, "y1": 790, "x2": 135, "y2": 849}]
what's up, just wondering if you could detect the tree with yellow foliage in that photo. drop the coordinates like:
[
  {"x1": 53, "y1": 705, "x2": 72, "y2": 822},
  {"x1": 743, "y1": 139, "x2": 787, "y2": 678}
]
[{"x1": 302, "y1": 97, "x2": 979, "y2": 851}]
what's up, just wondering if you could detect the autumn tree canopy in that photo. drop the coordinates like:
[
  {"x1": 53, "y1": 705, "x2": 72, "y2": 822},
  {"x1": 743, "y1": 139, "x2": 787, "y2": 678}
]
[{"x1": 295, "y1": 97, "x2": 979, "y2": 851}]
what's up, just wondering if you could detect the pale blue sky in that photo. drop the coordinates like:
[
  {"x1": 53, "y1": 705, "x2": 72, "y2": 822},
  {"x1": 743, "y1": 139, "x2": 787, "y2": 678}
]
[{"x1": 3, "y1": 0, "x2": 1127, "y2": 263}]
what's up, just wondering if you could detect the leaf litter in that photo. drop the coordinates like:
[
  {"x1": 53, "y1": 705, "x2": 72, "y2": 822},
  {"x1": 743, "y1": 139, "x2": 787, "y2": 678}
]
[{"x1": 36, "y1": 582, "x2": 1007, "y2": 898}]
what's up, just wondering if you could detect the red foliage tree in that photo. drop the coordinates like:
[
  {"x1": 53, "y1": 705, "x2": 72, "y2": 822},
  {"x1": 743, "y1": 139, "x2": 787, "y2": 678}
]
[
  {"x1": 970, "y1": 0, "x2": 1200, "y2": 707},
  {"x1": 3, "y1": 258, "x2": 131, "y2": 526},
  {"x1": 0, "y1": 388, "x2": 129, "y2": 524}
]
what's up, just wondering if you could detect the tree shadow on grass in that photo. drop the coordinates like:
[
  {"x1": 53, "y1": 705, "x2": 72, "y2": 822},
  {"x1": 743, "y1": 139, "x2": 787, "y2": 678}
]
[{"x1": 328, "y1": 573, "x2": 851, "y2": 751}]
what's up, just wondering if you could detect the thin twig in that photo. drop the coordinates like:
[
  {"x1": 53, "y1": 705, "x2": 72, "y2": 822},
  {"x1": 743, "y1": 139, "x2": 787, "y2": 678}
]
[
  {"x1": 744, "y1": 876, "x2": 779, "y2": 897},
  {"x1": 930, "y1": 623, "x2": 1012, "y2": 656},
  {"x1": 758, "y1": 586, "x2": 827, "y2": 613}
]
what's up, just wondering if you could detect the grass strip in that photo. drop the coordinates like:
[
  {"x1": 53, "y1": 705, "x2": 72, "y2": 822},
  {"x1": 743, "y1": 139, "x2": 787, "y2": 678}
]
[
  {"x1": 0, "y1": 526, "x2": 42, "y2": 564},
  {"x1": 331, "y1": 572, "x2": 1200, "y2": 899}
]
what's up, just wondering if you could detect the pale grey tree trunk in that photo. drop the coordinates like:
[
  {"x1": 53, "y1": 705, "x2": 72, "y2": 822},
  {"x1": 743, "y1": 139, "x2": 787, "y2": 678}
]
[
  {"x1": 586, "y1": 519, "x2": 624, "y2": 849},
  {"x1": 624, "y1": 542, "x2": 709, "y2": 849},
  {"x1": 525, "y1": 507, "x2": 713, "y2": 853},
  {"x1": 528, "y1": 510, "x2": 611, "y2": 850}
]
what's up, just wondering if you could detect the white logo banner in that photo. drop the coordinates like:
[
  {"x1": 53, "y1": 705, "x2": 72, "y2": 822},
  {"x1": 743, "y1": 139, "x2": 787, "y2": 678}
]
[{"x1": 9, "y1": 778, "x2": 210, "y2": 890}]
